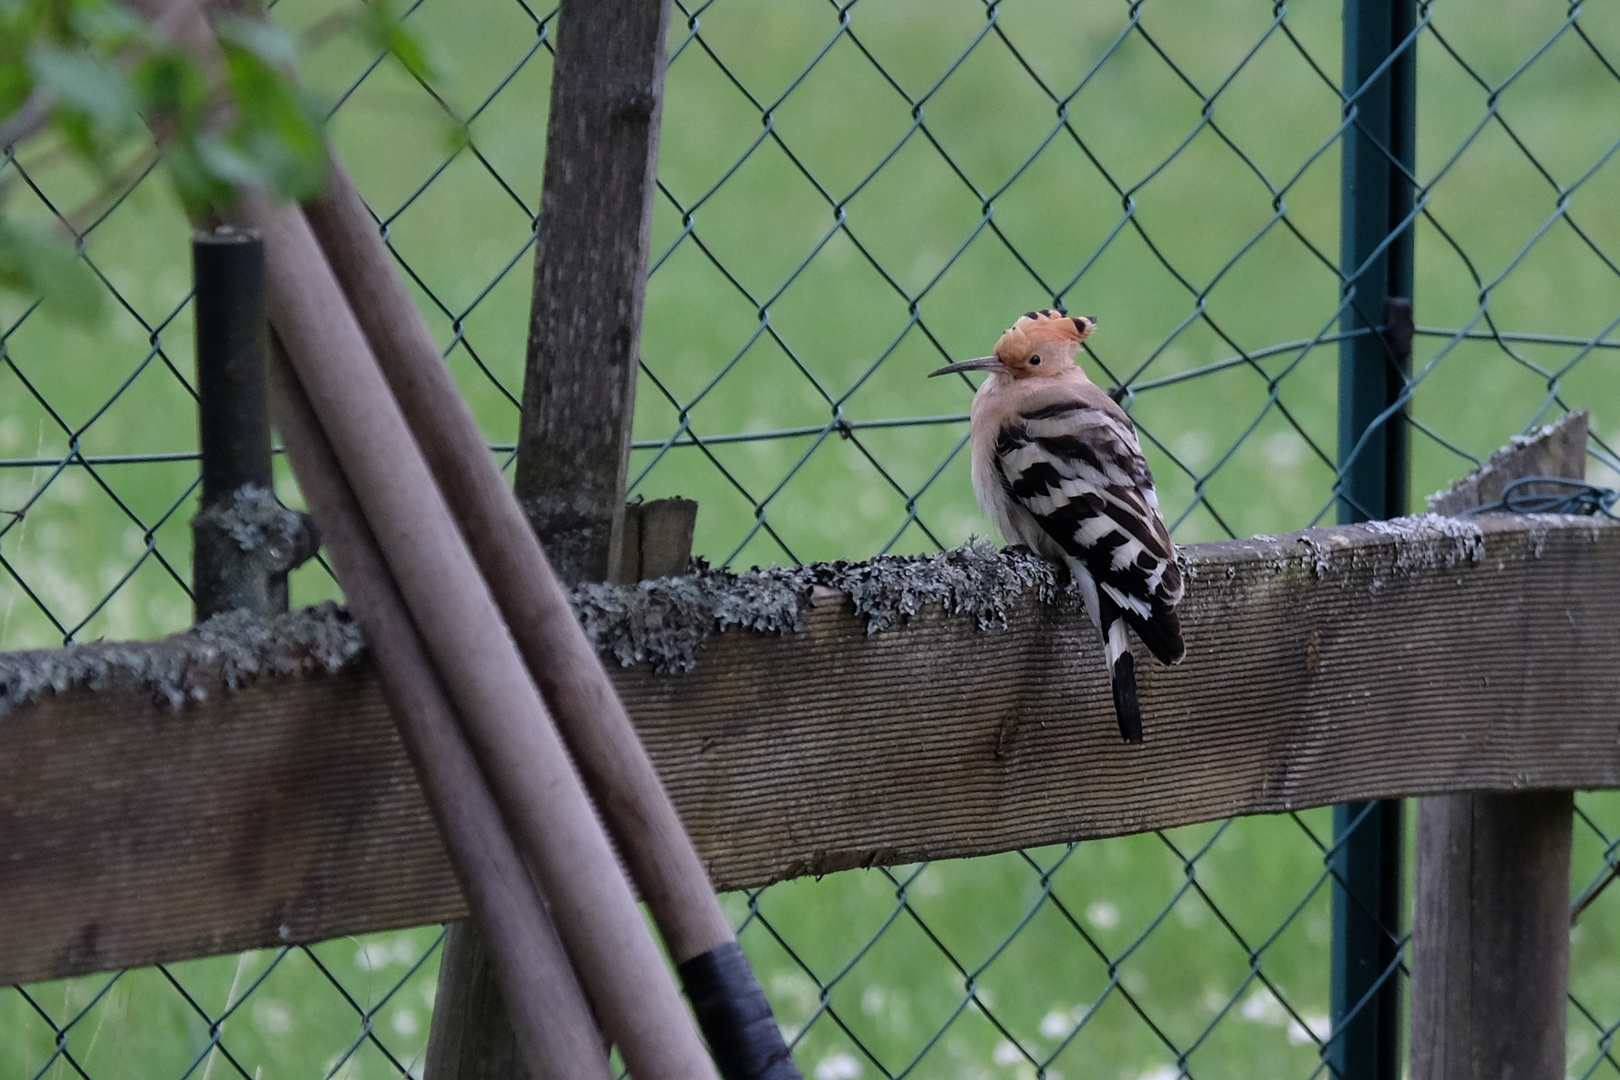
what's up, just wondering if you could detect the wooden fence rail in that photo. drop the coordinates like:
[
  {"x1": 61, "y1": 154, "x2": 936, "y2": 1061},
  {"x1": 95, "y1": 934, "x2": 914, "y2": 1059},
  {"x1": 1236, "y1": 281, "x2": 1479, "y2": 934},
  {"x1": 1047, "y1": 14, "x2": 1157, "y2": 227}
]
[{"x1": 1, "y1": 511, "x2": 1615, "y2": 988}]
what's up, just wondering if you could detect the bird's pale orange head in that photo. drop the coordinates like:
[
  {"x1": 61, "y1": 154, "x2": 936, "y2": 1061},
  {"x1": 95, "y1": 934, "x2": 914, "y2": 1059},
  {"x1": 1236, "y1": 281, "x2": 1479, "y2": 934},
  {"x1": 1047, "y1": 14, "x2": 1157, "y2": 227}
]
[
  {"x1": 928, "y1": 308, "x2": 1097, "y2": 380},
  {"x1": 992, "y1": 310, "x2": 1096, "y2": 378}
]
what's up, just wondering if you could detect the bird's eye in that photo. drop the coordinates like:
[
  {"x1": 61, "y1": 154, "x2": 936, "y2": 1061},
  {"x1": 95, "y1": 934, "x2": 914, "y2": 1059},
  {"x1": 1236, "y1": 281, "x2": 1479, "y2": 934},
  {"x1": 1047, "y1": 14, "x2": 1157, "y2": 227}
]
[{"x1": 1029, "y1": 354, "x2": 1042, "y2": 366}]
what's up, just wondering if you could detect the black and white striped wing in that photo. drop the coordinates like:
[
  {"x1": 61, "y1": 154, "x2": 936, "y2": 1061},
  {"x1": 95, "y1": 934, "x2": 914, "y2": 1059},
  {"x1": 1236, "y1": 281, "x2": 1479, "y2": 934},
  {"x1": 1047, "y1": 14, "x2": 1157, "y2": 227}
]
[{"x1": 993, "y1": 400, "x2": 1185, "y2": 664}]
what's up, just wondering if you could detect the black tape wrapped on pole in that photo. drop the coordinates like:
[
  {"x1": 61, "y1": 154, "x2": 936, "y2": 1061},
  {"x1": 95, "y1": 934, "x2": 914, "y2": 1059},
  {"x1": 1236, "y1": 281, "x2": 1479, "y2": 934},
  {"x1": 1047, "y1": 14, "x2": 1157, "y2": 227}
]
[{"x1": 679, "y1": 945, "x2": 800, "y2": 1080}]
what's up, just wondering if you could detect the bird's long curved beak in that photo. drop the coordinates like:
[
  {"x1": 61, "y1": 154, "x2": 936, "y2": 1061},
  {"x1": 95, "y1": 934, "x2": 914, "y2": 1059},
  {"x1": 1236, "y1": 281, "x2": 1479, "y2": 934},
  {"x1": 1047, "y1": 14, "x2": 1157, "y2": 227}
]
[{"x1": 928, "y1": 356, "x2": 1002, "y2": 378}]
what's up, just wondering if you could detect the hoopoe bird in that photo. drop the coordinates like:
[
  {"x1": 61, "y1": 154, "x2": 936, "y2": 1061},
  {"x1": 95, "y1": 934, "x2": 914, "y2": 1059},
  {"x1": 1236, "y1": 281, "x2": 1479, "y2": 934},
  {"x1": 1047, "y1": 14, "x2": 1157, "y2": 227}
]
[{"x1": 930, "y1": 310, "x2": 1185, "y2": 743}]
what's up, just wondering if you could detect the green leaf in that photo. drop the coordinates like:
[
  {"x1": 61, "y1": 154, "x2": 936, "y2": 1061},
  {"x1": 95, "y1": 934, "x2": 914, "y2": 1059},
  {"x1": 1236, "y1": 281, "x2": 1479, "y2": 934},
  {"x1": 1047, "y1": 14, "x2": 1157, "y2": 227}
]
[
  {"x1": 0, "y1": 216, "x2": 104, "y2": 323},
  {"x1": 27, "y1": 42, "x2": 135, "y2": 128},
  {"x1": 212, "y1": 13, "x2": 299, "y2": 68},
  {"x1": 66, "y1": 0, "x2": 146, "y2": 55},
  {"x1": 358, "y1": 1, "x2": 436, "y2": 83},
  {"x1": 217, "y1": 38, "x2": 328, "y2": 199},
  {"x1": 0, "y1": 63, "x2": 33, "y2": 121},
  {"x1": 128, "y1": 49, "x2": 211, "y2": 125}
]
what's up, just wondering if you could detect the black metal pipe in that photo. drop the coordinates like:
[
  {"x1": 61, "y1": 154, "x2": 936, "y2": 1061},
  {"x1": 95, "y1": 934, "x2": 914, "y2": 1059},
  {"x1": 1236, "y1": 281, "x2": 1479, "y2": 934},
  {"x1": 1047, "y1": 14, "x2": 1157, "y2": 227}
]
[
  {"x1": 1331, "y1": 3, "x2": 1418, "y2": 1079},
  {"x1": 195, "y1": 228, "x2": 273, "y2": 503},
  {"x1": 191, "y1": 227, "x2": 317, "y2": 621}
]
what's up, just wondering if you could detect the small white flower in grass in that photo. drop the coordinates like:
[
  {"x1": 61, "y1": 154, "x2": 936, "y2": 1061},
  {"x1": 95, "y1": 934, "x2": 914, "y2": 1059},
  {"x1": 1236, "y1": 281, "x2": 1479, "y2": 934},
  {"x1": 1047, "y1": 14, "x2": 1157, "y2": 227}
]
[
  {"x1": 813, "y1": 1052, "x2": 862, "y2": 1080},
  {"x1": 1287, "y1": 1015, "x2": 1331, "y2": 1046},
  {"x1": 861, "y1": 985, "x2": 886, "y2": 1016},
  {"x1": 1137, "y1": 1065, "x2": 1180, "y2": 1080},
  {"x1": 992, "y1": 1040, "x2": 1022, "y2": 1066},
  {"x1": 1039, "y1": 1005, "x2": 1091, "y2": 1041},
  {"x1": 355, "y1": 943, "x2": 387, "y2": 971},
  {"x1": 392, "y1": 1009, "x2": 420, "y2": 1037},
  {"x1": 1263, "y1": 430, "x2": 1306, "y2": 468},
  {"x1": 770, "y1": 970, "x2": 819, "y2": 1016},
  {"x1": 1084, "y1": 901, "x2": 1119, "y2": 930},
  {"x1": 253, "y1": 999, "x2": 293, "y2": 1036},
  {"x1": 1240, "y1": 987, "x2": 1285, "y2": 1025},
  {"x1": 911, "y1": 867, "x2": 945, "y2": 899},
  {"x1": 1172, "y1": 430, "x2": 1213, "y2": 470}
]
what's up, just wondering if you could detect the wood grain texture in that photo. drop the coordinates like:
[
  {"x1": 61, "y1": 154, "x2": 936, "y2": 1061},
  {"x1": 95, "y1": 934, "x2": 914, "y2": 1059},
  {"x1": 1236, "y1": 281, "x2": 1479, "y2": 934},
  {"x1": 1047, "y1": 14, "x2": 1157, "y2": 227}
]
[
  {"x1": 617, "y1": 497, "x2": 699, "y2": 583},
  {"x1": 1409, "y1": 412, "x2": 1584, "y2": 1080},
  {"x1": 1410, "y1": 792, "x2": 1573, "y2": 1080},
  {"x1": 513, "y1": 0, "x2": 673, "y2": 584},
  {"x1": 2, "y1": 515, "x2": 1618, "y2": 987}
]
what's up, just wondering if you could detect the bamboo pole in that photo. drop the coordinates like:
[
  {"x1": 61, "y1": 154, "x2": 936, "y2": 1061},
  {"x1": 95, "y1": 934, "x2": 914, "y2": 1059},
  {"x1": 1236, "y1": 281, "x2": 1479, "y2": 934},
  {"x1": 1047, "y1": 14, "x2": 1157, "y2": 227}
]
[{"x1": 264, "y1": 339, "x2": 610, "y2": 1080}]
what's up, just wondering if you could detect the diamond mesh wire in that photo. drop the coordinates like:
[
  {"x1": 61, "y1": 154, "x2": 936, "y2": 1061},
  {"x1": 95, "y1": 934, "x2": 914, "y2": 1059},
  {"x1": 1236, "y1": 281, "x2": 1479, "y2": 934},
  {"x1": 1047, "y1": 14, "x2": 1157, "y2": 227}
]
[{"x1": 2, "y1": 1, "x2": 1618, "y2": 1078}]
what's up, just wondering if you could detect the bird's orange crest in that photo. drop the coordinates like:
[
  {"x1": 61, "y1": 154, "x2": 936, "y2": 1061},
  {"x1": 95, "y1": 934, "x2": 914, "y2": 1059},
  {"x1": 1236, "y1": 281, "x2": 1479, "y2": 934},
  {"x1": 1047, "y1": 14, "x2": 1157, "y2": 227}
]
[
  {"x1": 992, "y1": 309, "x2": 1097, "y2": 377},
  {"x1": 1009, "y1": 309, "x2": 1095, "y2": 344}
]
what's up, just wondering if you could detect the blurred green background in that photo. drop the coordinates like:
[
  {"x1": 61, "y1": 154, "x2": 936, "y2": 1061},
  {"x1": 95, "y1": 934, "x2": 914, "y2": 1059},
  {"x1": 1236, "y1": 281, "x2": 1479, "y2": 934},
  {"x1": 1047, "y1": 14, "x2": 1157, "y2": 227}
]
[{"x1": 3, "y1": 1, "x2": 1619, "y2": 1078}]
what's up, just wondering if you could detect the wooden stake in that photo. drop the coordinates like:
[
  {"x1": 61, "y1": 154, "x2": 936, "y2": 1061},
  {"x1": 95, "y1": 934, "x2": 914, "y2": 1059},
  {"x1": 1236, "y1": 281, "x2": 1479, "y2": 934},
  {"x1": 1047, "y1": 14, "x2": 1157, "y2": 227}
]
[
  {"x1": 513, "y1": 0, "x2": 672, "y2": 585},
  {"x1": 1409, "y1": 410, "x2": 1586, "y2": 1080}
]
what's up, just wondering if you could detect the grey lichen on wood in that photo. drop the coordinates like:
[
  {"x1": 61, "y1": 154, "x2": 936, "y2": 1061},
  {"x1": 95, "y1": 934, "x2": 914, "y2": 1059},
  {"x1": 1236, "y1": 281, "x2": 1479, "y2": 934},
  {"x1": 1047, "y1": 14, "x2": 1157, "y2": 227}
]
[
  {"x1": 191, "y1": 483, "x2": 321, "y2": 620},
  {"x1": 566, "y1": 513, "x2": 1508, "y2": 674},
  {"x1": 0, "y1": 600, "x2": 364, "y2": 721},
  {"x1": 570, "y1": 540, "x2": 1057, "y2": 672},
  {"x1": 4, "y1": 511, "x2": 1554, "y2": 719}
]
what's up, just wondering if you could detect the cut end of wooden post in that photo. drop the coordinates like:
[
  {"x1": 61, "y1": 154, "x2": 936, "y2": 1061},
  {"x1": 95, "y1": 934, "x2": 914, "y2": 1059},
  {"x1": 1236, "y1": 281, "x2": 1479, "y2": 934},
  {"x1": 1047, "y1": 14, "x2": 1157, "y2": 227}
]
[
  {"x1": 1427, "y1": 410, "x2": 1588, "y2": 515},
  {"x1": 617, "y1": 497, "x2": 699, "y2": 583}
]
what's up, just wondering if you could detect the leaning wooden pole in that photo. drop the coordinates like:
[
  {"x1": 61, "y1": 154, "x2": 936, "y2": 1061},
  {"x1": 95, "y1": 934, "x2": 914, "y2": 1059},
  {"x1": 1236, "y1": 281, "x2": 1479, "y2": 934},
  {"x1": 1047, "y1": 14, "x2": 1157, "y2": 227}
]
[
  {"x1": 247, "y1": 196, "x2": 719, "y2": 1080},
  {"x1": 1408, "y1": 411, "x2": 1586, "y2": 1080},
  {"x1": 301, "y1": 2, "x2": 799, "y2": 1076},
  {"x1": 126, "y1": 7, "x2": 724, "y2": 1079},
  {"x1": 265, "y1": 339, "x2": 612, "y2": 1080}
]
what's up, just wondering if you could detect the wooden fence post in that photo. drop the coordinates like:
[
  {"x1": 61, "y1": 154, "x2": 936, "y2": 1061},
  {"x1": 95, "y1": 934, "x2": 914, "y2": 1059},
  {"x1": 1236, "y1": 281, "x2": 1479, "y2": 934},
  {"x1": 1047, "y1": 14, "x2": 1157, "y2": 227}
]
[
  {"x1": 427, "y1": 0, "x2": 675, "y2": 1074},
  {"x1": 512, "y1": 0, "x2": 672, "y2": 585},
  {"x1": 1409, "y1": 410, "x2": 1588, "y2": 1080}
]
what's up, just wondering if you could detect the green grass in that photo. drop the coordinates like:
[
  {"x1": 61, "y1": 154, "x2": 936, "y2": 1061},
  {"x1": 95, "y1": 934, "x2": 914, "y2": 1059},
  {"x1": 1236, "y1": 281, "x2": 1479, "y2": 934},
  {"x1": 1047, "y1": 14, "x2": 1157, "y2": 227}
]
[{"x1": 3, "y1": 1, "x2": 1620, "y2": 1077}]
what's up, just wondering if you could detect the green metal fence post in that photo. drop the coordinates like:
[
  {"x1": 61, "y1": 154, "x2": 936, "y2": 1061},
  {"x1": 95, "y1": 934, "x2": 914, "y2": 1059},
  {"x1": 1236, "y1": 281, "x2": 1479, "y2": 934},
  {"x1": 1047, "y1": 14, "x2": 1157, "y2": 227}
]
[{"x1": 1332, "y1": 0, "x2": 1417, "y2": 1078}]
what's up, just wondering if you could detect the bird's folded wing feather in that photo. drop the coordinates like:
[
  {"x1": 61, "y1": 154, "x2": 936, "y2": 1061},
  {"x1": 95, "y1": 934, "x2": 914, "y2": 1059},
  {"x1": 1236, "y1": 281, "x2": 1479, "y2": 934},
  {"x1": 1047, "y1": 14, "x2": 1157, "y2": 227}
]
[{"x1": 992, "y1": 394, "x2": 1185, "y2": 661}]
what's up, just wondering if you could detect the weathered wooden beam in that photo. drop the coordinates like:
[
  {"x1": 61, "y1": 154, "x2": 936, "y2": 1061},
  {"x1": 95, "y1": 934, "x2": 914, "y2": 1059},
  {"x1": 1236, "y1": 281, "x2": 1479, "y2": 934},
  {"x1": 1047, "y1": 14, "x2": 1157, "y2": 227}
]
[
  {"x1": 1, "y1": 513, "x2": 1617, "y2": 988},
  {"x1": 1409, "y1": 410, "x2": 1587, "y2": 1080}
]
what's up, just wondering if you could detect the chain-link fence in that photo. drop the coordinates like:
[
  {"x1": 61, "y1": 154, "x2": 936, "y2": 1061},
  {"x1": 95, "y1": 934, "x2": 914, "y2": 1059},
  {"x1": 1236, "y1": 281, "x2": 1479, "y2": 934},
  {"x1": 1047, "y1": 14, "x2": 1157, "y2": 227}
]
[{"x1": 3, "y1": 1, "x2": 1620, "y2": 1077}]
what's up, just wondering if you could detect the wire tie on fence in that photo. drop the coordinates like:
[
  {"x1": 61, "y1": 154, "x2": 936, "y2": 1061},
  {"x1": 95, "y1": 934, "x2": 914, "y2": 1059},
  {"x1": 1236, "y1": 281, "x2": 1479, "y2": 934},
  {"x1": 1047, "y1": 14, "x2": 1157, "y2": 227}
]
[{"x1": 1461, "y1": 475, "x2": 1619, "y2": 520}]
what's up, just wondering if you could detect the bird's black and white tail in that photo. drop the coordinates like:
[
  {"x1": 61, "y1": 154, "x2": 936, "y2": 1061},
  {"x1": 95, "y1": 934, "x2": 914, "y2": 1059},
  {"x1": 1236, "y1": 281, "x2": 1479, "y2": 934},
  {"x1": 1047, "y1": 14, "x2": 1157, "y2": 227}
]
[{"x1": 1100, "y1": 597, "x2": 1142, "y2": 743}]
